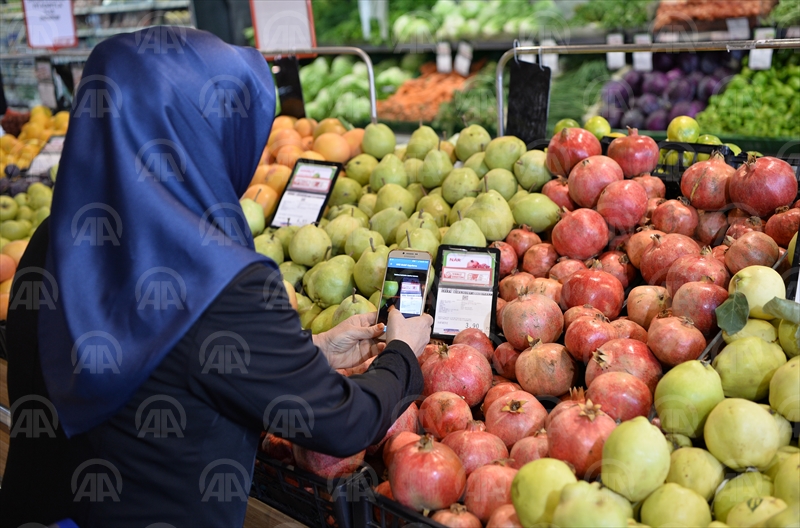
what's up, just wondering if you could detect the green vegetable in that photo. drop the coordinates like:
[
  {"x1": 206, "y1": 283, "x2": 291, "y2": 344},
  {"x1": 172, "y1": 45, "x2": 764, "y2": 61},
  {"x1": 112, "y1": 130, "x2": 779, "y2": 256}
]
[{"x1": 571, "y1": 0, "x2": 654, "y2": 30}]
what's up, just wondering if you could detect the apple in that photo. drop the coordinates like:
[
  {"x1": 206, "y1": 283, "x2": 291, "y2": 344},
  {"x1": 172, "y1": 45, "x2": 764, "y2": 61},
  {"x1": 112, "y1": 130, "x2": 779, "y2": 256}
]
[
  {"x1": 0, "y1": 220, "x2": 29, "y2": 241},
  {"x1": 27, "y1": 183, "x2": 52, "y2": 210},
  {"x1": 14, "y1": 193, "x2": 29, "y2": 207},
  {"x1": 240, "y1": 198, "x2": 265, "y2": 236},
  {"x1": 0, "y1": 196, "x2": 18, "y2": 221},
  {"x1": 729, "y1": 266, "x2": 787, "y2": 320},
  {"x1": 15, "y1": 206, "x2": 33, "y2": 222}
]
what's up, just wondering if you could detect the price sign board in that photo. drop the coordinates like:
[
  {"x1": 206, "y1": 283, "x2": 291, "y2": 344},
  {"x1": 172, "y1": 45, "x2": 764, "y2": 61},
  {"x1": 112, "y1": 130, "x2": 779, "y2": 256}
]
[
  {"x1": 749, "y1": 28, "x2": 777, "y2": 70},
  {"x1": 606, "y1": 34, "x2": 625, "y2": 70},
  {"x1": 632, "y1": 34, "x2": 653, "y2": 72},
  {"x1": 22, "y1": 0, "x2": 77, "y2": 49},
  {"x1": 250, "y1": 0, "x2": 316, "y2": 58}
]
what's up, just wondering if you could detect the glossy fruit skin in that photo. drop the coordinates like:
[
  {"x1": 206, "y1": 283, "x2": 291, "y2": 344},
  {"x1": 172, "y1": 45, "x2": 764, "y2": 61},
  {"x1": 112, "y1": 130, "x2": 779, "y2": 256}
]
[
  {"x1": 665, "y1": 249, "x2": 730, "y2": 296},
  {"x1": 485, "y1": 390, "x2": 547, "y2": 448},
  {"x1": 654, "y1": 360, "x2": 724, "y2": 438},
  {"x1": 419, "y1": 391, "x2": 474, "y2": 440},
  {"x1": 680, "y1": 153, "x2": 734, "y2": 210},
  {"x1": 383, "y1": 431, "x2": 421, "y2": 467},
  {"x1": 671, "y1": 280, "x2": 728, "y2": 337},
  {"x1": 442, "y1": 421, "x2": 509, "y2": 476},
  {"x1": 626, "y1": 285, "x2": 671, "y2": 330},
  {"x1": 552, "y1": 209, "x2": 609, "y2": 261},
  {"x1": 586, "y1": 371, "x2": 652, "y2": 421},
  {"x1": 492, "y1": 342, "x2": 521, "y2": 381},
  {"x1": 501, "y1": 294, "x2": 564, "y2": 350},
  {"x1": 546, "y1": 127, "x2": 602, "y2": 177},
  {"x1": 711, "y1": 244, "x2": 727, "y2": 266},
  {"x1": 560, "y1": 268, "x2": 625, "y2": 320},
  {"x1": 725, "y1": 231, "x2": 780, "y2": 274},
  {"x1": 695, "y1": 211, "x2": 728, "y2": 246},
  {"x1": 640, "y1": 233, "x2": 701, "y2": 286},
  {"x1": 563, "y1": 304, "x2": 604, "y2": 330},
  {"x1": 499, "y1": 272, "x2": 537, "y2": 302},
  {"x1": 505, "y1": 225, "x2": 542, "y2": 257},
  {"x1": 292, "y1": 445, "x2": 365, "y2": 480},
  {"x1": 651, "y1": 198, "x2": 699, "y2": 237},
  {"x1": 647, "y1": 316, "x2": 707, "y2": 367},
  {"x1": 548, "y1": 258, "x2": 587, "y2": 283},
  {"x1": 729, "y1": 156, "x2": 798, "y2": 217},
  {"x1": 567, "y1": 155, "x2": 624, "y2": 208},
  {"x1": 547, "y1": 401, "x2": 617, "y2": 480},
  {"x1": 483, "y1": 382, "x2": 522, "y2": 412},
  {"x1": 486, "y1": 504, "x2": 523, "y2": 528},
  {"x1": 490, "y1": 241, "x2": 519, "y2": 279},
  {"x1": 431, "y1": 504, "x2": 482, "y2": 528},
  {"x1": 610, "y1": 318, "x2": 648, "y2": 342},
  {"x1": 529, "y1": 277, "x2": 562, "y2": 305},
  {"x1": 598, "y1": 251, "x2": 637, "y2": 289},
  {"x1": 627, "y1": 227, "x2": 665, "y2": 268},
  {"x1": 541, "y1": 177, "x2": 576, "y2": 211},
  {"x1": 369, "y1": 402, "x2": 420, "y2": 454},
  {"x1": 607, "y1": 128, "x2": 659, "y2": 178},
  {"x1": 586, "y1": 338, "x2": 663, "y2": 393},
  {"x1": 515, "y1": 342, "x2": 576, "y2": 397},
  {"x1": 508, "y1": 432, "x2": 548, "y2": 469},
  {"x1": 422, "y1": 345, "x2": 493, "y2": 407},
  {"x1": 464, "y1": 462, "x2": 518, "y2": 523},
  {"x1": 521, "y1": 243, "x2": 559, "y2": 278},
  {"x1": 634, "y1": 174, "x2": 666, "y2": 199},
  {"x1": 453, "y1": 328, "x2": 495, "y2": 362},
  {"x1": 597, "y1": 179, "x2": 649, "y2": 232},
  {"x1": 564, "y1": 314, "x2": 618, "y2": 363},
  {"x1": 765, "y1": 207, "x2": 800, "y2": 247},
  {"x1": 727, "y1": 215, "x2": 765, "y2": 240}
]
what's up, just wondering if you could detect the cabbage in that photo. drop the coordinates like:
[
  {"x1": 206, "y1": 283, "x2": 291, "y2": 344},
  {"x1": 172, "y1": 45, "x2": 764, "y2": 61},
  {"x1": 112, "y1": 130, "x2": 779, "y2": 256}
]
[
  {"x1": 330, "y1": 74, "x2": 369, "y2": 100},
  {"x1": 398, "y1": 18, "x2": 435, "y2": 45},
  {"x1": 377, "y1": 67, "x2": 409, "y2": 89},
  {"x1": 307, "y1": 56, "x2": 329, "y2": 76},
  {"x1": 329, "y1": 56, "x2": 355, "y2": 83},
  {"x1": 481, "y1": 19, "x2": 504, "y2": 39},
  {"x1": 517, "y1": 18, "x2": 538, "y2": 38},
  {"x1": 478, "y1": 1, "x2": 501, "y2": 22},
  {"x1": 460, "y1": 0, "x2": 483, "y2": 18},
  {"x1": 432, "y1": 0, "x2": 457, "y2": 19},
  {"x1": 393, "y1": 14, "x2": 412, "y2": 41},
  {"x1": 437, "y1": 13, "x2": 465, "y2": 41},
  {"x1": 459, "y1": 19, "x2": 481, "y2": 40},
  {"x1": 305, "y1": 100, "x2": 324, "y2": 121},
  {"x1": 314, "y1": 88, "x2": 333, "y2": 113},
  {"x1": 352, "y1": 62, "x2": 368, "y2": 79},
  {"x1": 332, "y1": 93, "x2": 370, "y2": 124},
  {"x1": 503, "y1": 18, "x2": 521, "y2": 37}
]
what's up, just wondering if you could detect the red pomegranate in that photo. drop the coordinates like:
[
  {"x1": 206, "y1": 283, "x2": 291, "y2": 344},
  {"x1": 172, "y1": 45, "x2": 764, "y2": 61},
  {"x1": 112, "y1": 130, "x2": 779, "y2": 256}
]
[
  {"x1": 586, "y1": 338, "x2": 663, "y2": 393},
  {"x1": 419, "y1": 391, "x2": 473, "y2": 439},
  {"x1": 547, "y1": 400, "x2": 616, "y2": 480},
  {"x1": 492, "y1": 342, "x2": 521, "y2": 381},
  {"x1": 486, "y1": 504, "x2": 523, "y2": 528},
  {"x1": 671, "y1": 279, "x2": 729, "y2": 337},
  {"x1": 563, "y1": 304, "x2": 604, "y2": 330},
  {"x1": 564, "y1": 313, "x2": 618, "y2": 363},
  {"x1": 522, "y1": 243, "x2": 559, "y2": 277},
  {"x1": 680, "y1": 151, "x2": 735, "y2": 210},
  {"x1": 261, "y1": 433, "x2": 295, "y2": 465},
  {"x1": 419, "y1": 343, "x2": 443, "y2": 366},
  {"x1": 491, "y1": 241, "x2": 519, "y2": 278},
  {"x1": 529, "y1": 277, "x2": 562, "y2": 304},
  {"x1": 499, "y1": 271, "x2": 537, "y2": 302},
  {"x1": 389, "y1": 435, "x2": 467, "y2": 511},
  {"x1": 597, "y1": 179, "x2": 649, "y2": 232},
  {"x1": 546, "y1": 388, "x2": 586, "y2": 429},
  {"x1": 422, "y1": 344, "x2": 493, "y2": 406},
  {"x1": 464, "y1": 461, "x2": 518, "y2": 523},
  {"x1": 552, "y1": 208, "x2": 609, "y2": 260},
  {"x1": 453, "y1": 328, "x2": 495, "y2": 362},
  {"x1": 431, "y1": 504, "x2": 482, "y2": 528},
  {"x1": 724, "y1": 231, "x2": 780, "y2": 274},
  {"x1": 515, "y1": 341, "x2": 575, "y2": 397},
  {"x1": 545, "y1": 127, "x2": 602, "y2": 177},
  {"x1": 485, "y1": 390, "x2": 547, "y2": 448},
  {"x1": 375, "y1": 480, "x2": 394, "y2": 500},
  {"x1": 292, "y1": 445, "x2": 365, "y2": 480},
  {"x1": 501, "y1": 294, "x2": 564, "y2": 350},
  {"x1": 505, "y1": 225, "x2": 542, "y2": 257},
  {"x1": 541, "y1": 176, "x2": 576, "y2": 211},
  {"x1": 665, "y1": 247, "x2": 731, "y2": 296},
  {"x1": 651, "y1": 197, "x2": 699, "y2": 237},
  {"x1": 442, "y1": 421, "x2": 509, "y2": 476},
  {"x1": 726, "y1": 216, "x2": 765, "y2": 240},
  {"x1": 633, "y1": 174, "x2": 667, "y2": 199},
  {"x1": 695, "y1": 211, "x2": 728, "y2": 246},
  {"x1": 496, "y1": 298, "x2": 506, "y2": 329},
  {"x1": 369, "y1": 402, "x2": 420, "y2": 454},
  {"x1": 647, "y1": 315, "x2": 706, "y2": 366},
  {"x1": 560, "y1": 266, "x2": 625, "y2": 319},
  {"x1": 627, "y1": 226, "x2": 666, "y2": 268},
  {"x1": 641, "y1": 197, "x2": 666, "y2": 226},
  {"x1": 711, "y1": 244, "x2": 728, "y2": 266},
  {"x1": 728, "y1": 207, "x2": 751, "y2": 222},
  {"x1": 610, "y1": 318, "x2": 648, "y2": 342},
  {"x1": 765, "y1": 206, "x2": 800, "y2": 247},
  {"x1": 597, "y1": 251, "x2": 637, "y2": 288},
  {"x1": 729, "y1": 155, "x2": 798, "y2": 217},
  {"x1": 567, "y1": 155, "x2": 624, "y2": 208},
  {"x1": 626, "y1": 285, "x2": 671, "y2": 330},
  {"x1": 548, "y1": 258, "x2": 588, "y2": 283},
  {"x1": 609, "y1": 231, "x2": 634, "y2": 252},
  {"x1": 640, "y1": 233, "x2": 701, "y2": 286},
  {"x1": 607, "y1": 127, "x2": 659, "y2": 178},
  {"x1": 483, "y1": 382, "x2": 523, "y2": 412},
  {"x1": 586, "y1": 371, "x2": 652, "y2": 422},
  {"x1": 383, "y1": 431, "x2": 421, "y2": 467},
  {"x1": 508, "y1": 430, "x2": 549, "y2": 469}
]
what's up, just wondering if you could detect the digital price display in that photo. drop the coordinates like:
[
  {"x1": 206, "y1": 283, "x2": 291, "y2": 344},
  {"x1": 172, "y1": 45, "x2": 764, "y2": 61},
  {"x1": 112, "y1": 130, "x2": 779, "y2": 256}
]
[{"x1": 270, "y1": 159, "x2": 341, "y2": 228}]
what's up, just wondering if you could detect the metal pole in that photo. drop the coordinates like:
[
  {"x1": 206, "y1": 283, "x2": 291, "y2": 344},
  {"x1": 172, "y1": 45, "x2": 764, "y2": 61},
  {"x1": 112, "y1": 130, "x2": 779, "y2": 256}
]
[{"x1": 496, "y1": 38, "x2": 800, "y2": 136}]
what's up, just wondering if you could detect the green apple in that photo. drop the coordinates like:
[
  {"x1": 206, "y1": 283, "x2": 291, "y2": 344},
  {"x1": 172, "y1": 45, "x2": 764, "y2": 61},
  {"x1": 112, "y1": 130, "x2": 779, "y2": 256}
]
[
  {"x1": 0, "y1": 220, "x2": 30, "y2": 241},
  {"x1": 0, "y1": 196, "x2": 19, "y2": 222},
  {"x1": 240, "y1": 198, "x2": 265, "y2": 236},
  {"x1": 14, "y1": 193, "x2": 29, "y2": 207},
  {"x1": 16, "y1": 205, "x2": 34, "y2": 222},
  {"x1": 32, "y1": 206, "x2": 50, "y2": 228},
  {"x1": 27, "y1": 185, "x2": 53, "y2": 210}
]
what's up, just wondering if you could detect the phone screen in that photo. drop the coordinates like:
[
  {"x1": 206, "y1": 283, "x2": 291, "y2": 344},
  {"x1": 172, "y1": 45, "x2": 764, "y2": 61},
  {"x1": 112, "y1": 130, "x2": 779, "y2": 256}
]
[{"x1": 377, "y1": 255, "x2": 431, "y2": 325}]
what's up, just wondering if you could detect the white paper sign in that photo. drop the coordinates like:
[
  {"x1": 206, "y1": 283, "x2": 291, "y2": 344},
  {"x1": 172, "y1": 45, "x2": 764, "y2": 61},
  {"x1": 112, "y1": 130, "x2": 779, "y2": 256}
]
[
  {"x1": 23, "y1": 0, "x2": 76, "y2": 49},
  {"x1": 436, "y1": 42, "x2": 452, "y2": 73},
  {"x1": 710, "y1": 30, "x2": 730, "y2": 41},
  {"x1": 250, "y1": 0, "x2": 315, "y2": 53},
  {"x1": 520, "y1": 40, "x2": 535, "y2": 64},
  {"x1": 633, "y1": 34, "x2": 653, "y2": 72},
  {"x1": 606, "y1": 34, "x2": 625, "y2": 70},
  {"x1": 541, "y1": 38, "x2": 559, "y2": 74},
  {"x1": 433, "y1": 249, "x2": 497, "y2": 338},
  {"x1": 787, "y1": 27, "x2": 800, "y2": 38},
  {"x1": 454, "y1": 42, "x2": 473, "y2": 77},
  {"x1": 749, "y1": 27, "x2": 777, "y2": 70},
  {"x1": 726, "y1": 17, "x2": 751, "y2": 40}
]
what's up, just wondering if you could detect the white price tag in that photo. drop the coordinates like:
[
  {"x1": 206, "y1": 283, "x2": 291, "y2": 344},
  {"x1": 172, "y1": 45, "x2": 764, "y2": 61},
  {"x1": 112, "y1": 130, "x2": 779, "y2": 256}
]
[
  {"x1": 726, "y1": 17, "x2": 751, "y2": 40},
  {"x1": 454, "y1": 42, "x2": 473, "y2": 77},
  {"x1": 541, "y1": 38, "x2": 559, "y2": 74},
  {"x1": 606, "y1": 33, "x2": 625, "y2": 70},
  {"x1": 436, "y1": 42, "x2": 452, "y2": 74},
  {"x1": 749, "y1": 27, "x2": 777, "y2": 70},
  {"x1": 632, "y1": 34, "x2": 653, "y2": 72},
  {"x1": 657, "y1": 31, "x2": 679, "y2": 43},
  {"x1": 787, "y1": 27, "x2": 800, "y2": 38},
  {"x1": 22, "y1": 0, "x2": 77, "y2": 49},
  {"x1": 519, "y1": 40, "x2": 535, "y2": 64},
  {"x1": 710, "y1": 30, "x2": 730, "y2": 41}
]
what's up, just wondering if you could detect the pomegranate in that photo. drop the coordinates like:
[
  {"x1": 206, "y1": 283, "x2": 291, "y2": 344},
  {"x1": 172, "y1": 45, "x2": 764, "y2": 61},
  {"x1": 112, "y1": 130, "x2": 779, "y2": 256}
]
[
  {"x1": 567, "y1": 155, "x2": 624, "y2": 208},
  {"x1": 485, "y1": 390, "x2": 547, "y2": 448},
  {"x1": 546, "y1": 387, "x2": 586, "y2": 429},
  {"x1": 515, "y1": 340, "x2": 575, "y2": 397},
  {"x1": 529, "y1": 277, "x2": 562, "y2": 304},
  {"x1": 419, "y1": 391, "x2": 473, "y2": 439},
  {"x1": 442, "y1": 421, "x2": 509, "y2": 476},
  {"x1": 728, "y1": 207, "x2": 751, "y2": 222},
  {"x1": 492, "y1": 342, "x2": 521, "y2": 381},
  {"x1": 547, "y1": 400, "x2": 616, "y2": 480},
  {"x1": 695, "y1": 211, "x2": 728, "y2": 246},
  {"x1": 597, "y1": 251, "x2": 637, "y2": 288},
  {"x1": 292, "y1": 445, "x2": 365, "y2": 480},
  {"x1": 261, "y1": 433, "x2": 294, "y2": 465},
  {"x1": 724, "y1": 231, "x2": 780, "y2": 274},
  {"x1": 453, "y1": 328, "x2": 495, "y2": 362},
  {"x1": 383, "y1": 431, "x2": 421, "y2": 467},
  {"x1": 552, "y1": 208, "x2": 609, "y2": 260},
  {"x1": 422, "y1": 344, "x2": 493, "y2": 406},
  {"x1": 501, "y1": 293, "x2": 564, "y2": 350},
  {"x1": 711, "y1": 244, "x2": 727, "y2": 266},
  {"x1": 508, "y1": 430, "x2": 549, "y2": 469},
  {"x1": 541, "y1": 177, "x2": 576, "y2": 211},
  {"x1": 634, "y1": 174, "x2": 667, "y2": 199},
  {"x1": 765, "y1": 206, "x2": 800, "y2": 247},
  {"x1": 560, "y1": 266, "x2": 625, "y2": 319},
  {"x1": 647, "y1": 315, "x2": 706, "y2": 366},
  {"x1": 607, "y1": 127, "x2": 659, "y2": 178},
  {"x1": 563, "y1": 304, "x2": 604, "y2": 330},
  {"x1": 496, "y1": 298, "x2": 506, "y2": 329},
  {"x1": 483, "y1": 382, "x2": 523, "y2": 412},
  {"x1": 597, "y1": 179, "x2": 649, "y2": 232},
  {"x1": 493, "y1": 374, "x2": 511, "y2": 385},
  {"x1": 486, "y1": 504, "x2": 523, "y2": 528},
  {"x1": 726, "y1": 216, "x2": 764, "y2": 239},
  {"x1": 627, "y1": 226, "x2": 666, "y2": 268},
  {"x1": 651, "y1": 197, "x2": 699, "y2": 237},
  {"x1": 680, "y1": 151, "x2": 734, "y2": 210},
  {"x1": 626, "y1": 285, "x2": 671, "y2": 330},
  {"x1": 499, "y1": 271, "x2": 537, "y2": 302},
  {"x1": 548, "y1": 258, "x2": 587, "y2": 283},
  {"x1": 608, "y1": 231, "x2": 633, "y2": 253},
  {"x1": 586, "y1": 371, "x2": 652, "y2": 421},
  {"x1": 671, "y1": 279, "x2": 728, "y2": 337},
  {"x1": 641, "y1": 197, "x2": 665, "y2": 226},
  {"x1": 464, "y1": 461, "x2": 518, "y2": 523},
  {"x1": 369, "y1": 402, "x2": 420, "y2": 454},
  {"x1": 586, "y1": 338, "x2": 663, "y2": 393},
  {"x1": 665, "y1": 247, "x2": 731, "y2": 296},
  {"x1": 505, "y1": 225, "x2": 542, "y2": 257},
  {"x1": 564, "y1": 313, "x2": 618, "y2": 363},
  {"x1": 389, "y1": 435, "x2": 467, "y2": 511},
  {"x1": 375, "y1": 480, "x2": 393, "y2": 500},
  {"x1": 729, "y1": 155, "x2": 798, "y2": 217},
  {"x1": 610, "y1": 318, "x2": 648, "y2": 343},
  {"x1": 521, "y1": 243, "x2": 559, "y2": 277},
  {"x1": 545, "y1": 127, "x2": 602, "y2": 177},
  {"x1": 431, "y1": 504, "x2": 482, "y2": 528},
  {"x1": 491, "y1": 241, "x2": 519, "y2": 278},
  {"x1": 640, "y1": 233, "x2": 701, "y2": 285}
]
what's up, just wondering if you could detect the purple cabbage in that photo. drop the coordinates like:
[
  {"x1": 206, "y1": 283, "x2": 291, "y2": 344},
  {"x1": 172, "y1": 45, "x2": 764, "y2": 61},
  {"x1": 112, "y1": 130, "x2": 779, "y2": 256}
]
[
  {"x1": 600, "y1": 105, "x2": 624, "y2": 128},
  {"x1": 700, "y1": 52, "x2": 724, "y2": 75},
  {"x1": 666, "y1": 78, "x2": 695, "y2": 102},
  {"x1": 600, "y1": 80, "x2": 633, "y2": 109},
  {"x1": 635, "y1": 93, "x2": 662, "y2": 115},
  {"x1": 678, "y1": 52, "x2": 699, "y2": 73},
  {"x1": 666, "y1": 68, "x2": 683, "y2": 82},
  {"x1": 621, "y1": 108, "x2": 645, "y2": 130},
  {"x1": 696, "y1": 75, "x2": 721, "y2": 102},
  {"x1": 623, "y1": 70, "x2": 644, "y2": 97},
  {"x1": 642, "y1": 72, "x2": 669, "y2": 96},
  {"x1": 653, "y1": 53, "x2": 675, "y2": 72},
  {"x1": 689, "y1": 100, "x2": 707, "y2": 116},
  {"x1": 645, "y1": 109, "x2": 669, "y2": 131},
  {"x1": 668, "y1": 101, "x2": 694, "y2": 122},
  {"x1": 712, "y1": 67, "x2": 733, "y2": 81}
]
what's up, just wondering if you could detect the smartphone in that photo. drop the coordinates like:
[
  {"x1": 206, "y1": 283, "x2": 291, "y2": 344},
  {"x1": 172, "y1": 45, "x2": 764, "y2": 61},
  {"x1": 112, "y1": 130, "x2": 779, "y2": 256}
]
[{"x1": 376, "y1": 249, "x2": 433, "y2": 326}]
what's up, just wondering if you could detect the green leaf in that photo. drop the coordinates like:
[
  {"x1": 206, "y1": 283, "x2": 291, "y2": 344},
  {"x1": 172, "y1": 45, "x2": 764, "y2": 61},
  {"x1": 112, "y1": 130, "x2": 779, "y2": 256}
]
[
  {"x1": 715, "y1": 292, "x2": 750, "y2": 335},
  {"x1": 763, "y1": 297, "x2": 800, "y2": 324}
]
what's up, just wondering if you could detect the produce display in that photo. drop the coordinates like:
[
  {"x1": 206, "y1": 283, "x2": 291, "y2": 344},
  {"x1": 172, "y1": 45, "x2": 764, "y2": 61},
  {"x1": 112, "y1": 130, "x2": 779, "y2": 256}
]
[
  {"x1": 251, "y1": 111, "x2": 799, "y2": 527},
  {"x1": 0, "y1": 106, "x2": 69, "y2": 172}
]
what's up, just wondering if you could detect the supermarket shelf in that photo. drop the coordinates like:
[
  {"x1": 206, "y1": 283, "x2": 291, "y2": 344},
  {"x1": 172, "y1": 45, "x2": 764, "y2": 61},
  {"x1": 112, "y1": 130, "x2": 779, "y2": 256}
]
[{"x1": 0, "y1": 1, "x2": 188, "y2": 21}]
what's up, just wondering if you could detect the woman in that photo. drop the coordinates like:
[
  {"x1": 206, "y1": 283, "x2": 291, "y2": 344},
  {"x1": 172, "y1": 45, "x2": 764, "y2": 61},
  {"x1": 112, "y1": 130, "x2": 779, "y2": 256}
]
[{"x1": 0, "y1": 28, "x2": 431, "y2": 527}]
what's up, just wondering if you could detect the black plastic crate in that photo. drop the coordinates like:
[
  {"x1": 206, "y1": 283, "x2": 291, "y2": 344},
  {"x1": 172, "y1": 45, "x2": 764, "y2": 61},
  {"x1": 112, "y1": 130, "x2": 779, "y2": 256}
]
[{"x1": 350, "y1": 468, "x2": 448, "y2": 528}]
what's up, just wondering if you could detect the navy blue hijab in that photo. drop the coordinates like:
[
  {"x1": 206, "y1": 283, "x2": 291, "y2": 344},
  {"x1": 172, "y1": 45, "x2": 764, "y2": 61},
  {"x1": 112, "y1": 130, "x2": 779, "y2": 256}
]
[{"x1": 39, "y1": 28, "x2": 276, "y2": 436}]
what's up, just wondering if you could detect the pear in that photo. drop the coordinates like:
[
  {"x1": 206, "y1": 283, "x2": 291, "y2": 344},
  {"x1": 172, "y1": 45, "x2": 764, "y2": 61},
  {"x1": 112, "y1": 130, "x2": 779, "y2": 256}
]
[
  {"x1": 420, "y1": 147, "x2": 454, "y2": 189},
  {"x1": 484, "y1": 136, "x2": 526, "y2": 171},
  {"x1": 508, "y1": 189, "x2": 530, "y2": 210},
  {"x1": 332, "y1": 290, "x2": 377, "y2": 326},
  {"x1": 327, "y1": 204, "x2": 369, "y2": 224},
  {"x1": 346, "y1": 154, "x2": 379, "y2": 186},
  {"x1": 300, "y1": 303, "x2": 323, "y2": 330},
  {"x1": 308, "y1": 256, "x2": 356, "y2": 308},
  {"x1": 464, "y1": 190, "x2": 515, "y2": 241},
  {"x1": 311, "y1": 304, "x2": 339, "y2": 334},
  {"x1": 406, "y1": 183, "x2": 426, "y2": 205},
  {"x1": 32, "y1": 207, "x2": 50, "y2": 228},
  {"x1": 289, "y1": 224, "x2": 331, "y2": 267},
  {"x1": 329, "y1": 177, "x2": 363, "y2": 206},
  {"x1": 346, "y1": 227, "x2": 385, "y2": 261},
  {"x1": 369, "y1": 207, "x2": 408, "y2": 245},
  {"x1": 440, "y1": 141, "x2": 457, "y2": 163},
  {"x1": 416, "y1": 194, "x2": 451, "y2": 227},
  {"x1": 16, "y1": 206, "x2": 33, "y2": 222},
  {"x1": 319, "y1": 218, "x2": 329, "y2": 229},
  {"x1": 274, "y1": 225, "x2": 299, "y2": 255},
  {"x1": 361, "y1": 123, "x2": 396, "y2": 159},
  {"x1": 464, "y1": 152, "x2": 490, "y2": 178},
  {"x1": 394, "y1": 146, "x2": 407, "y2": 160},
  {"x1": 395, "y1": 212, "x2": 441, "y2": 243},
  {"x1": 254, "y1": 234, "x2": 284, "y2": 264},
  {"x1": 368, "y1": 290, "x2": 384, "y2": 310},
  {"x1": 442, "y1": 168, "x2": 480, "y2": 205},
  {"x1": 354, "y1": 240, "x2": 390, "y2": 297},
  {"x1": 358, "y1": 193, "x2": 377, "y2": 217},
  {"x1": 439, "y1": 226, "x2": 448, "y2": 238},
  {"x1": 449, "y1": 196, "x2": 476, "y2": 225},
  {"x1": 429, "y1": 187, "x2": 443, "y2": 197},
  {"x1": 442, "y1": 211, "x2": 487, "y2": 247},
  {"x1": 514, "y1": 150, "x2": 550, "y2": 192},
  {"x1": 369, "y1": 154, "x2": 408, "y2": 191},
  {"x1": 456, "y1": 124, "x2": 492, "y2": 161},
  {"x1": 398, "y1": 227, "x2": 440, "y2": 261},
  {"x1": 303, "y1": 261, "x2": 324, "y2": 300},
  {"x1": 375, "y1": 183, "x2": 416, "y2": 217},
  {"x1": 512, "y1": 193, "x2": 561, "y2": 233},
  {"x1": 480, "y1": 168, "x2": 518, "y2": 201},
  {"x1": 279, "y1": 261, "x2": 307, "y2": 289},
  {"x1": 406, "y1": 125, "x2": 439, "y2": 160},
  {"x1": 404, "y1": 158, "x2": 424, "y2": 184},
  {"x1": 325, "y1": 210, "x2": 367, "y2": 255},
  {"x1": 240, "y1": 198, "x2": 265, "y2": 236},
  {"x1": 295, "y1": 293, "x2": 313, "y2": 313}
]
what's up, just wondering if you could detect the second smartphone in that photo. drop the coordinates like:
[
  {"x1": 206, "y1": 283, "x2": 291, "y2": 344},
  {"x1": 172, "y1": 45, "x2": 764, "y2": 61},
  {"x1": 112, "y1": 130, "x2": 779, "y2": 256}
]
[{"x1": 375, "y1": 249, "x2": 432, "y2": 326}]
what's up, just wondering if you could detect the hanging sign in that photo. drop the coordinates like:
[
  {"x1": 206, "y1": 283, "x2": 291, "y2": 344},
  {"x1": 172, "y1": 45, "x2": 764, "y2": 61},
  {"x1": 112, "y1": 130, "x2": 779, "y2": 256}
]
[
  {"x1": 606, "y1": 34, "x2": 625, "y2": 70},
  {"x1": 22, "y1": 0, "x2": 77, "y2": 49},
  {"x1": 250, "y1": 0, "x2": 316, "y2": 58}
]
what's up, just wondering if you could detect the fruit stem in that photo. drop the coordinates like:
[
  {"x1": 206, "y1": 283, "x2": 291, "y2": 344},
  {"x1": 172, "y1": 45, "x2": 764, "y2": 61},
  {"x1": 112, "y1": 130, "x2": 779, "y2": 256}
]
[
  {"x1": 450, "y1": 503, "x2": 467, "y2": 514},
  {"x1": 406, "y1": 230, "x2": 411, "y2": 247},
  {"x1": 417, "y1": 434, "x2": 435, "y2": 451},
  {"x1": 369, "y1": 237, "x2": 375, "y2": 253},
  {"x1": 352, "y1": 288, "x2": 356, "y2": 303},
  {"x1": 457, "y1": 210, "x2": 462, "y2": 222}
]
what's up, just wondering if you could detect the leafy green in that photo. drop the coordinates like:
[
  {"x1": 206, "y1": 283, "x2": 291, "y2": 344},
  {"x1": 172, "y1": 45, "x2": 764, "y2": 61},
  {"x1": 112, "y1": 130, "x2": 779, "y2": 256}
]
[
  {"x1": 715, "y1": 292, "x2": 750, "y2": 335},
  {"x1": 571, "y1": 0, "x2": 654, "y2": 30},
  {"x1": 764, "y1": 297, "x2": 800, "y2": 324},
  {"x1": 768, "y1": 0, "x2": 800, "y2": 28}
]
